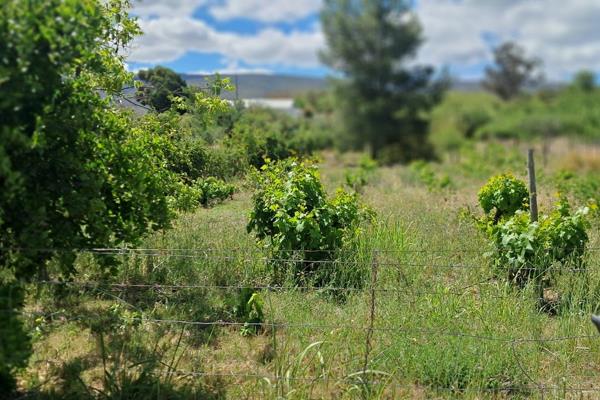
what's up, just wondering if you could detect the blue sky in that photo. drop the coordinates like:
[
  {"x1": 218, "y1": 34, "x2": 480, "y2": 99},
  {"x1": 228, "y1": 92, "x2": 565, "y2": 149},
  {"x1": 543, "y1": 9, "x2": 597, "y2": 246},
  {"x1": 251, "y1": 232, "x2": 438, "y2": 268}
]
[{"x1": 127, "y1": 0, "x2": 600, "y2": 81}]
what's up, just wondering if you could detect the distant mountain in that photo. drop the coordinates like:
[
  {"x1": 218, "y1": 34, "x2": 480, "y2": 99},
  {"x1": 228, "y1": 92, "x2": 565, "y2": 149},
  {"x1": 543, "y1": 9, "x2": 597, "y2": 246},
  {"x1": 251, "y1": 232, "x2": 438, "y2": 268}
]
[
  {"x1": 180, "y1": 73, "x2": 490, "y2": 98},
  {"x1": 180, "y1": 73, "x2": 328, "y2": 99}
]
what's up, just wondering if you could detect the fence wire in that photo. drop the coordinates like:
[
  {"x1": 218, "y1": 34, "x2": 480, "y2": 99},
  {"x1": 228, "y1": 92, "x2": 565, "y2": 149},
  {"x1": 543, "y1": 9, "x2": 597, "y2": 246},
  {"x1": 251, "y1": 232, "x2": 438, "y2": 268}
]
[{"x1": 3, "y1": 246, "x2": 600, "y2": 397}]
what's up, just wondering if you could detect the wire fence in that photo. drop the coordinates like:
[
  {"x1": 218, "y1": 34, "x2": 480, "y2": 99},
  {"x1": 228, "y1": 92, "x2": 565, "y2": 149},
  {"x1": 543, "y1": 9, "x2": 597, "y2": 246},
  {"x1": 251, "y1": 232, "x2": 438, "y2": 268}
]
[{"x1": 4, "y1": 246, "x2": 600, "y2": 397}]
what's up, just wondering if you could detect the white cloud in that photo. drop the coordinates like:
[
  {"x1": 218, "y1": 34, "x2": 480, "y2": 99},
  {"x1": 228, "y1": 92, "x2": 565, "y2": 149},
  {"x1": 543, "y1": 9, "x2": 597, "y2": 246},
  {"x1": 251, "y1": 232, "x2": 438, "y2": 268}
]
[
  {"x1": 418, "y1": 0, "x2": 600, "y2": 80},
  {"x1": 209, "y1": 0, "x2": 322, "y2": 23},
  {"x1": 191, "y1": 63, "x2": 274, "y2": 75},
  {"x1": 131, "y1": 0, "x2": 210, "y2": 18},
  {"x1": 127, "y1": 17, "x2": 325, "y2": 68},
  {"x1": 127, "y1": 0, "x2": 600, "y2": 80}
]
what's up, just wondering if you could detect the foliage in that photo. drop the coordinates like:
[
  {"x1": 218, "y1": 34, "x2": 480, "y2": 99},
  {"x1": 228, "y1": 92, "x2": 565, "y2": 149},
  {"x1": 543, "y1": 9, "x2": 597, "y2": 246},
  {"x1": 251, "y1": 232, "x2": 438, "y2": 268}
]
[
  {"x1": 0, "y1": 0, "x2": 215, "y2": 390},
  {"x1": 572, "y1": 70, "x2": 596, "y2": 92},
  {"x1": 482, "y1": 199, "x2": 589, "y2": 285},
  {"x1": 247, "y1": 158, "x2": 372, "y2": 280},
  {"x1": 136, "y1": 66, "x2": 188, "y2": 112},
  {"x1": 344, "y1": 155, "x2": 378, "y2": 192},
  {"x1": 0, "y1": 285, "x2": 30, "y2": 394},
  {"x1": 482, "y1": 41, "x2": 542, "y2": 101},
  {"x1": 457, "y1": 109, "x2": 491, "y2": 139},
  {"x1": 320, "y1": 0, "x2": 447, "y2": 163},
  {"x1": 293, "y1": 90, "x2": 336, "y2": 117},
  {"x1": 225, "y1": 107, "x2": 327, "y2": 169},
  {"x1": 477, "y1": 176, "x2": 590, "y2": 286},
  {"x1": 0, "y1": 0, "x2": 177, "y2": 278},
  {"x1": 234, "y1": 289, "x2": 265, "y2": 337},
  {"x1": 196, "y1": 177, "x2": 235, "y2": 207},
  {"x1": 409, "y1": 160, "x2": 452, "y2": 191},
  {"x1": 478, "y1": 174, "x2": 529, "y2": 223},
  {"x1": 554, "y1": 170, "x2": 600, "y2": 217}
]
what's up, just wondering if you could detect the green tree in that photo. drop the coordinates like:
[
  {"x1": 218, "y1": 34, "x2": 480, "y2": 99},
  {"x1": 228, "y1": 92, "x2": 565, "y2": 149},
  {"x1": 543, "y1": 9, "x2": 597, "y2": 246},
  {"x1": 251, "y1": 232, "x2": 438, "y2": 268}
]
[
  {"x1": 0, "y1": 0, "x2": 176, "y2": 392},
  {"x1": 136, "y1": 66, "x2": 188, "y2": 112},
  {"x1": 572, "y1": 70, "x2": 596, "y2": 92},
  {"x1": 320, "y1": 0, "x2": 447, "y2": 163},
  {"x1": 483, "y1": 41, "x2": 542, "y2": 101}
]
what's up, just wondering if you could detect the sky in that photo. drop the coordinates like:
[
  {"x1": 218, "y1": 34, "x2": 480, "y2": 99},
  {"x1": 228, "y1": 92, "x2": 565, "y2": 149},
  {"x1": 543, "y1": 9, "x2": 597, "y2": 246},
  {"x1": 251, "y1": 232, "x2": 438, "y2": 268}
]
[{"x1": 126, "y1": 0, "x2": 600, "y2": 81}]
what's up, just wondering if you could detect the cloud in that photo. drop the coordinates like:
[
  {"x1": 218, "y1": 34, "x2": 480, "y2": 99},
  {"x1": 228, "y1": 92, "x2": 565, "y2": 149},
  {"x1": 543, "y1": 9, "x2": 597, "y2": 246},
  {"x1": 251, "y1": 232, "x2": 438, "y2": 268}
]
[
  {"x1": 127, "y1": 17, "x2": 325, "y2": 68},
  {"x1": 209, "y1": 0, "x2": 322, "y2": 23},
  {"x1": 191, "y1": 60, "x2": 274, "y2": 75},
  {"x1": 131, "y1": 0, "x2": 210, "y2": 18},
  {"x1": 417, "y1": 0, "x2": 600, "y2": 80},
  {"x1": 128, "y1": 0, "x2": 600, "y2": 80}
]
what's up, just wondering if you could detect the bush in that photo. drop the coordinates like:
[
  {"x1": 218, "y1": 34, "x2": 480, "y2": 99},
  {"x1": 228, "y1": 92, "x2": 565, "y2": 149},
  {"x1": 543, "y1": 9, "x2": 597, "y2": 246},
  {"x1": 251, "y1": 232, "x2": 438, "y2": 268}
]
[
  {"x1": 477, "y1": 175, "x2": 590, "y2": 286},
  {"x1": 0, "y1": 284, "x2": 31, "y2": 395},
  {"x1": 458, "y1": 109, "x2": 491, "y2": 139},
  {"x1": 195, "y1": 177, "x2": 235, "y2": 207},
  {"x1": 478, "y1": 173, "x2": 529, "y2": 223},
  {"x1": 234, "y1": 289, "x2": 265, "y2": 337},
  {"x1": 482, "y1": 199, "x2": 589, "y2": 285},
  {"x1": 344, "y1": 155, "x2": 378, "y2": 192},
  {"x1": 247, "y1": 158, "x2": 372, "y2": 282}
]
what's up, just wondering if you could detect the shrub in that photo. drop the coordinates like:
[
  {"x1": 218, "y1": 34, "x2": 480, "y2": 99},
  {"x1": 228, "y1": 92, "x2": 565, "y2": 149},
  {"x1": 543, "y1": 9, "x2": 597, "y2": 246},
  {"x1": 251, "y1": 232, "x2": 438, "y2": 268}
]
[
  {"x1": 195, "y1": 177, "x2": 235, "y2": 207},
  {"x1": 478, "y1": 174, "x2": 529, "y2": 223},
  {"x1": 344, "y1": 155, "x2": 378, "y2": 192},
  {"x1": 247, "y1": 158, "x2": 372, "y2": 282},
  {"x1": 477, "y1": 175, "x2": 590, "y2": 286},
  {"x1": 0, "y1": 284, "x2": 31, "y2": 395},
  {"x1": 483, "y1": 199, "x2": 589, "y2": 285},
  {"x1": 168, "y1": 181, "x2": 204, "y2": 212},
  {"x1": 458, "y1": 109, "x2": 491, "y2": 139},
  {"x1": 234, "y1": 289, "x2": 265, "y2": 337}
]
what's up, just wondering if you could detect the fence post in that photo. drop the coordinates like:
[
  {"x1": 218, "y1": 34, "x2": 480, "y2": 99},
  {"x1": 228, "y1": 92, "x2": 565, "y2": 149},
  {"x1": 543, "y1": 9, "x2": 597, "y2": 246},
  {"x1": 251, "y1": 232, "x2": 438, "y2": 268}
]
[
  {"x1": 363, "y1": 251, "x2": 378, "y2": 388},
  {"x1": 527, "y1": 149, "x2": 538, "y2": 223}
]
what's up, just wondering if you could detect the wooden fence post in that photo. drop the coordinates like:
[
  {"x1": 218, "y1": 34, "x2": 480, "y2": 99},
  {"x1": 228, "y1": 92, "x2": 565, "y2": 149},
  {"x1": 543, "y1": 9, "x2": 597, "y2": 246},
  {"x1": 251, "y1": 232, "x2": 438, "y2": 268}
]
[{"x1": 528, "y1": 149, "x2": 538, "y2": 223}]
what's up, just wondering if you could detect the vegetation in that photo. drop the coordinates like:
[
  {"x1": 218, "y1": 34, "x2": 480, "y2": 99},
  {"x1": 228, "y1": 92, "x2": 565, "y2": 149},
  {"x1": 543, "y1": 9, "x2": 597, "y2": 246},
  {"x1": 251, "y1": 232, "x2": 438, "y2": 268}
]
[
  {"x1": 247, "y1": 158, "x2": 371, "y2": 284},
  {"x1": 3, "y1": 0, "x2": 600, "y2": 398},
  {"x1": 477, "y1": 175, "x2": 590, "y2": 286},
  {"x1": 478, "y1": 173, "x2": 529, "y2": 223},
  {"x1": 483, "y1": 41, "x2": 542, "y2": 101},
  {"x1": 320, "y1": 0, "x2": 447, "y2": 163},
  {"x1": 572, "y1": 69, "x2": 596, "y2": 92},
  {"x1": 0, "y1": 0, "x2": 176, "y2": 392},
  {"x1": 136, "y1": 66, "x2": 189, "y2": 112}
]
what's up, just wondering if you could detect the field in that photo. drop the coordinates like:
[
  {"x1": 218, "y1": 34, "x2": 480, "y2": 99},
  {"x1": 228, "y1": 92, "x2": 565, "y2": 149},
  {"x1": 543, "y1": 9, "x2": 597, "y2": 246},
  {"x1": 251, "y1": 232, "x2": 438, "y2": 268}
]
[
  {"x1": 15, "y1": 139, "x2": 600, "y2": 399},
  {"x1": 6, "y1": 2, "x2": 600, "y2": 399}
]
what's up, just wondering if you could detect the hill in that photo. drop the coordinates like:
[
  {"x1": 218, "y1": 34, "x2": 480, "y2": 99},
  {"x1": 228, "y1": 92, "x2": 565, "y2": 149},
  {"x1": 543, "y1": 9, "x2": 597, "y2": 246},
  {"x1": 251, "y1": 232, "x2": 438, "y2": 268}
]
[{"x1": 180, "y1": 73, "x2": 329, "y2": 99}]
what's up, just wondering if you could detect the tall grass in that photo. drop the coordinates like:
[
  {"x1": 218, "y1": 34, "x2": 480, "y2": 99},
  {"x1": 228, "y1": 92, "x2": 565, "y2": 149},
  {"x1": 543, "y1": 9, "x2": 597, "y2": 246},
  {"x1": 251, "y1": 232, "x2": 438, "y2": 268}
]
[{"x1": 16, "y1": 143, "x2": 600, "y2": 399}]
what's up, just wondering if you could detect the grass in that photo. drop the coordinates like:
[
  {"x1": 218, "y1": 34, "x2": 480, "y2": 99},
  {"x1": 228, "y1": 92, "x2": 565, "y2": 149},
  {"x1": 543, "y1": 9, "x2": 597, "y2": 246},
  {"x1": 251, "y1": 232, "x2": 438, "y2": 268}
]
[{"x1": 14, "y1": 140, "x2": 600, "y2": 399}]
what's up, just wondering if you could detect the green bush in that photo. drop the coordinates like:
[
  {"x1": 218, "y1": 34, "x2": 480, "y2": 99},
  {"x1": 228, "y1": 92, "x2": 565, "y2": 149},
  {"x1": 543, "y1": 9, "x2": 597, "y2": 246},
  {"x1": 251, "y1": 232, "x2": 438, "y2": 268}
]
[
  {"x1": 483, "y1": 199, "x2": 589, "y2": 285},
  {"x1": 234, "y1": 289, "x2": 265, "y2": 337},
  {"x1": 0, "y1": 284, "x2": 31, "y2": 395},
  {"x1": 457, "y1": 109, "x2": 491, "y2": 139},
  {"x1": 247, "y1": 158, "x2": 372, "y2": 282},
  {"x1": 478, "y1": 173, "x2": 529, "y2": 223},
  {"x1": 344, "y1": 155, "x2": 378, "y2": 192},
  {"x1": 195, "y1": 177, "x2": 235, "y2": 207},
  {"x1": 478, "y1": 176, "x2": 590, "y2": 286}
]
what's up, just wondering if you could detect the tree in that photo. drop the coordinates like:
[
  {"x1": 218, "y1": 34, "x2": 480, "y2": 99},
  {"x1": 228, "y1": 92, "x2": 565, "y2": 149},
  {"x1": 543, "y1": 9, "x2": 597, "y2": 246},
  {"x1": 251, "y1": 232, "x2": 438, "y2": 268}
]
[
  {"x1": 320, "y1": 0, "x2": 447, "y2": 163},
  {"x1": 136, "y1": 66, "x2": 188, "y2": 112},
  {"x1": 0, "y1": 0, "x2": 176, "y2": 392},
  {"x1": 483, "y1": 41, "x2": 542, "y2": 101},
  {"x1": 572, "y1": 70, "x2": 596, "y2": 92}
]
